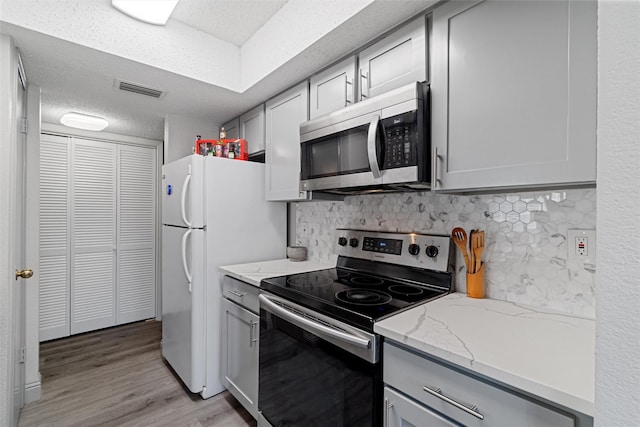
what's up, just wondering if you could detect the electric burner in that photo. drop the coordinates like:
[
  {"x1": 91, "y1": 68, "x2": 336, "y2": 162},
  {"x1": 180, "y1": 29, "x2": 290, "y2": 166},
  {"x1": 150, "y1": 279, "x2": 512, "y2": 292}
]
[
  {"x1": 287, "y1": 275, "x2": 334, "y2": 288},
  {"x1": 260, "y1": 229, "x2": 455, "y2": 331},
  {"x1": 350, "y1": 276, "x2": 384, "y2": 287},
  {"x1": 335, "y1": 289, "x2": 392, "y2": 306},
  {"x1": 388, "y1": 284, "x2": 425, "y2": 296}
]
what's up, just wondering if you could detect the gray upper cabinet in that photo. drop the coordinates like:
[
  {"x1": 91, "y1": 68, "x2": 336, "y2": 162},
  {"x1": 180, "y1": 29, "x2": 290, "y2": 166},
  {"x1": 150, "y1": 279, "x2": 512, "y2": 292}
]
[
  {"x1": 309, "y1": 57, "x2": 356, "y2": 120},
  {"x1": 358, "y1": 15, "x2": 427, "y2": 101},
  {"x1": 265, "y1": 82, "x2": 309, "y2": 201},
  {"x1": 221, "y1": 117, "x2": 240, "y2": 140},
  {"x1": 431, "y1": 0, "x2": 597, "y2": 192},
  {"x1": 239, "y1": 104, "x2": 265, "y2": 154}
]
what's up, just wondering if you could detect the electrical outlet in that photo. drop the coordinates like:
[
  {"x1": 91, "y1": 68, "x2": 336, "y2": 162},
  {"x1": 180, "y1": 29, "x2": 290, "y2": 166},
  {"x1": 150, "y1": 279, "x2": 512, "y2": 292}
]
[{"x1": 568, "y1": 229, "x2": 596, "y2": 263}]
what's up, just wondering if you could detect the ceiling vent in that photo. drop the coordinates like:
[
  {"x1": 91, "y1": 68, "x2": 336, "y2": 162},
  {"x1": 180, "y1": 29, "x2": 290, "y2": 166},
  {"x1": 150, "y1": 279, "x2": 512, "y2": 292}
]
[{"x1": 114, "y1": 79, "x2": 167, "y2": 99}]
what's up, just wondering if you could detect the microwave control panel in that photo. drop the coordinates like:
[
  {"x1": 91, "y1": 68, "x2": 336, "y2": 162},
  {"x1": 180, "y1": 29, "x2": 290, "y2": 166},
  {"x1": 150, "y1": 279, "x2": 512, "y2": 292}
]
[{"x1": 382, "y1": 111, "x2": 418, "y2": 169}]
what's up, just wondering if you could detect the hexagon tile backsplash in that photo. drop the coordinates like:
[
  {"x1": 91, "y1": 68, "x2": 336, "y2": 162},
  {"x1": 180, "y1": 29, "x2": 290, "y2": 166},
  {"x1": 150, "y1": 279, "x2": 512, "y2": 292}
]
[{"x1": 295, "y1": 188, "x2": 596, "y2": 318}]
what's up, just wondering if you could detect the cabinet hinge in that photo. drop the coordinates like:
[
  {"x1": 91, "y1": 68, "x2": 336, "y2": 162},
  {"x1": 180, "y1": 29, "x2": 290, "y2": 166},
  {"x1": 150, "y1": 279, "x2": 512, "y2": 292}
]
[
  {"x1": 19, "y1": 118, "x2": 27, "y2": 134},
  {"x1": 19, "y1": 346, "x2": 25, "y2": 364}
]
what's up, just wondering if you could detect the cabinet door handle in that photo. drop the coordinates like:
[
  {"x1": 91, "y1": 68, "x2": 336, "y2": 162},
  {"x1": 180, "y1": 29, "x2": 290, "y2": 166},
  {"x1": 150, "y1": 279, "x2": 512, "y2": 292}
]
[
  {"x1": 422, "y1": 385, "x2": 484, "y2": 420},
  {"x1": 383, "y1": 397, "x2": 393, "y2": 427},
  {"x1": 345, "y1": 78, "x2": 353, "y2": 106},
  {"x1": 228, "y1": 289, "x2": 246, "y2": 298},
  {"x1": 433, "y1": 146, "x2": 443, "y2": 189},
  {"x1": 360, "y1": 71, "x2": 369, "y2": 100},
  {"x1": 249, "y1": 320, "x2": 258, "y2": 347}
]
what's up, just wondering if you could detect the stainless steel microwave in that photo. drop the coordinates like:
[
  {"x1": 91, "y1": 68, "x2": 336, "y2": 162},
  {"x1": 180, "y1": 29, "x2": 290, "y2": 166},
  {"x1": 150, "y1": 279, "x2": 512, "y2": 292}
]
[{"x1": 300, "y1": 81, "x2": 430, "y2": 194}]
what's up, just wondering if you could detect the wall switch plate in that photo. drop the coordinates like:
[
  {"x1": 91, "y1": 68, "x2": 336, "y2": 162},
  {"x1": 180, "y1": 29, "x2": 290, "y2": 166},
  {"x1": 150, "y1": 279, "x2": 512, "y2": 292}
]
[{"x1": 568, "y1": 229, "x2": 596, "y2": 264}]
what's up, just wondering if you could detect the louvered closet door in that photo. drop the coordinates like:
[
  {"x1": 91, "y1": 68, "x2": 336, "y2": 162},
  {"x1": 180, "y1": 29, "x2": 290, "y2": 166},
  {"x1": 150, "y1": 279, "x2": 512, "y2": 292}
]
[
  {"x1": 117, "y1": 145, "x2": 156, "y2": 324},
  {"x1": 39, "y1": 134, "x2": 70, "y2": 341},
  {"x1": 70, "y1": 138, "x2": 117, "y2": 335}
]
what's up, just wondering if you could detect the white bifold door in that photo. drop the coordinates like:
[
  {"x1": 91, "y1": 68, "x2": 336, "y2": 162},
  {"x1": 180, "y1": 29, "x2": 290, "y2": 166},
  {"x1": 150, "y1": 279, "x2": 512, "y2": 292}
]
[{"x1": 39, "y1": 134, "x2": 157, "y2": 341}]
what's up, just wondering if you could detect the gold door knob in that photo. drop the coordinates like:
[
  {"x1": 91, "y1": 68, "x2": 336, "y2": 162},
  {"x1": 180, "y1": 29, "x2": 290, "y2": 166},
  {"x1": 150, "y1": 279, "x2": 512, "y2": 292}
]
[{"x1": 15, "y1": 269, "x2": 33, "y2": 280}]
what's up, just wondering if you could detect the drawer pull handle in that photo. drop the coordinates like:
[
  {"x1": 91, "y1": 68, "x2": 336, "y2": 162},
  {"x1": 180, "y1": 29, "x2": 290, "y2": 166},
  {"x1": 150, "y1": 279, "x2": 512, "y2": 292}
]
[
  {"x1": 423, "y1": 385, "x2": 484, "y2": 420},
  {"x1": 228, "y1": 290, "x2": 247, "y2": 298}
]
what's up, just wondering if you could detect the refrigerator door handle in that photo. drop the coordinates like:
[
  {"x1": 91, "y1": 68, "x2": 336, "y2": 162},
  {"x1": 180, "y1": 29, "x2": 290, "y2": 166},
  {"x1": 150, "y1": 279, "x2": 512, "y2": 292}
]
[
  {"x1": 181, "y1": 229, "x2": 193, "y2": 290},
  {"x1": 181, "y1": 171, "x2": 192, "y2": 227}
]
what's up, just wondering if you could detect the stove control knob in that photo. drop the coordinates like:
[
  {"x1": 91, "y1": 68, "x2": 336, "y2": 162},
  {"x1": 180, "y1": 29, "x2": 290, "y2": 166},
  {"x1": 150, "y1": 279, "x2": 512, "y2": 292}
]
[
  {"x1": 338, "y1": 237, "x2": 348, "y2": 246},
  {"x1": 425, "y1": 245, "x2": 439, "y2": 258},
  {"x1": 408, "y1": 243, "x2": 420, "y2": 256},
  {"x1": 349, "y1": 238, "x2": 359, "y2": 248}
]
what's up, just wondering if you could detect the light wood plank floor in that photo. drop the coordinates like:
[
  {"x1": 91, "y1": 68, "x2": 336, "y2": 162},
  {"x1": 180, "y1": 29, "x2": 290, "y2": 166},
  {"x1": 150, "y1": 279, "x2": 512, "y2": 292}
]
[{"x1": 19, "y1": 320, "x2": 256, "y2": 427}]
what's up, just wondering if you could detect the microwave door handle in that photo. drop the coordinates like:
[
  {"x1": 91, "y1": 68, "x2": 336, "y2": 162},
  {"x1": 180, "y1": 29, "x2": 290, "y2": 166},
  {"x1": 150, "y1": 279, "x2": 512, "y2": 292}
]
[{"x1": 367, "y1": 115, "x2": 382, "y2": 179}]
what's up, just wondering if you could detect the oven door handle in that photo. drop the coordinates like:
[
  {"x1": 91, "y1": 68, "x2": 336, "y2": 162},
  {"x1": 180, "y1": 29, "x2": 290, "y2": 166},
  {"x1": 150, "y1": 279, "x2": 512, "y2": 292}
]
[
  {"x1": 367, "y1": 114, "x2": 382, "y2": 179},
  {"x1": 259, "y1": 294, "x2": 371, "y2": 349}
]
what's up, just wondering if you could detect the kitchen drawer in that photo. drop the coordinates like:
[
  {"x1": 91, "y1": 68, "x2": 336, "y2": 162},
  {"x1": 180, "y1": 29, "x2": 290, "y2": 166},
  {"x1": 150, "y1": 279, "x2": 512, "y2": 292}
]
[
  {"x1": 222, "y1": 276, "x2": 259, "y2": 313},
  {"x1": 384, "y1": 342, "x2": 575, "y2": 427},
  {"x1": 384, "y1": 386, "x2": 459, "y2": 427}
]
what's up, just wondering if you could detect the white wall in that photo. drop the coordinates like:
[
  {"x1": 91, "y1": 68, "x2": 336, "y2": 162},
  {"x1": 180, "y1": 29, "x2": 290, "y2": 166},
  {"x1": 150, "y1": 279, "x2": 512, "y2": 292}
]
[
  {"x1": 595, "y1": 1, "x2": 640, "y2": 425},
  {"x1": 164, "y1": 114, "x2": 219, "y2": 164}
]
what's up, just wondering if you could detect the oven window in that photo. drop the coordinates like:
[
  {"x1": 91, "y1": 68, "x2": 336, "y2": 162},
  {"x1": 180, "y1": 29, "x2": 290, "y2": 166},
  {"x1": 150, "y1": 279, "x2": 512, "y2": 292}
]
[{"x1": 259, "y1": 310, "x2": 381, "y2": 427}]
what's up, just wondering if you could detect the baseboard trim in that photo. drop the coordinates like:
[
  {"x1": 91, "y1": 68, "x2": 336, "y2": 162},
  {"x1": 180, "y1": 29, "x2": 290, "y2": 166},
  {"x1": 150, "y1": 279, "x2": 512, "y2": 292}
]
[{"x1": 24, "y1": 375, "x2": 41, "y2": 404}]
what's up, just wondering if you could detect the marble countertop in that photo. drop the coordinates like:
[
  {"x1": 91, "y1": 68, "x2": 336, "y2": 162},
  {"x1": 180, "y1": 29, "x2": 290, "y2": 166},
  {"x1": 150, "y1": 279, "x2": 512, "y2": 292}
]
[
  {"x1": 219, "y1": 258, "x2": 336, "y2": 287},
  {"x1": 374, "y1": 293, "x2": 595, "y2": 416}
]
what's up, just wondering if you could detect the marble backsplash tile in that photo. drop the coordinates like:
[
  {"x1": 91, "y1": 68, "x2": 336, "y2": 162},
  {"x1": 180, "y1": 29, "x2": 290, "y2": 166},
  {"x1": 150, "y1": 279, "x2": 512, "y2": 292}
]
[{"x1": 295, "y1": 189, "x2": 596, "y2": 318}]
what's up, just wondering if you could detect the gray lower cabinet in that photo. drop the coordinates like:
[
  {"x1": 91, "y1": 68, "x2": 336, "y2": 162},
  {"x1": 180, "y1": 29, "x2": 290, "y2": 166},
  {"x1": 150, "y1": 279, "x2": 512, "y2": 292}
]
[
  {"x1": 431, "y1": 0, "x2": 597, "y2": 191},
  {"x1": 383, "y1": 341, "x2": 589, "y2": 427},
  {"x1": 222, "y1": 276, "x2": 259, "y2": 419},
  {"x1": 384, "y1": 386, "x2": 459, "y2": 427}
]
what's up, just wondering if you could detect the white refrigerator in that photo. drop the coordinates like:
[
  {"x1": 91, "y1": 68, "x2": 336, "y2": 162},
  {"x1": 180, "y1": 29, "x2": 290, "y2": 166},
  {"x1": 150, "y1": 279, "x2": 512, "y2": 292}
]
[{"x1": 161, "y1": 154, "x2": 286, "y2": 398}]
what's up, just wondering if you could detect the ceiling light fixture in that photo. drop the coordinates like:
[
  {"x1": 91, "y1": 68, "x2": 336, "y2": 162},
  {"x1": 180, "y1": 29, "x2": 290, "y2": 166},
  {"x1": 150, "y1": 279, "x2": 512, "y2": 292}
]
[
  {"x1": 60, "y1": 113, "x2": 109, "y2": 131},
  {"x1": 112, "y1": 0, "x2": 180, "y2": 26}
]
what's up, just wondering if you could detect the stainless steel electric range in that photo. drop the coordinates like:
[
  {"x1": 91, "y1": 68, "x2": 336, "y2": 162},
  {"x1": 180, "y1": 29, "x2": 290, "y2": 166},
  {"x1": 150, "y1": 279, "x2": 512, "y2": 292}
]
[{"x1": 257, "y1": 229, "x2": 455, "y2": 427}]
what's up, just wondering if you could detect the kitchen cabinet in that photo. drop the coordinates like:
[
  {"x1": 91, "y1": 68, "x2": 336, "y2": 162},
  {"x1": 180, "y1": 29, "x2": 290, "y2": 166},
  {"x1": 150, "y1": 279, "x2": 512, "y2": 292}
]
[
  {"x1": 221, "y1": 117, "x2": 240, "y2": 140},
  {"x1": 383, "y1": 341, "x2": 588, "y2": 427},
  {"x1": 384, "y1": 386, "x2": 458, "y2": 427},
  {"x1": 222, "y1": 276, "x2": 259, "y2": 419},
  {"x1": 265, "y1": 81, "x2": 309, "y2": 201},
  {"x1": 309, "y1": 57, "x2": 356, "y2": 120},
  {"x1": 39, "y1": 134, "x2": 157, "y2": 341},
  {"x1": 431, "y1": 0, "x2": 597, "y2": 191},
  {"x1": 357, "y1": 15, "x2": 426, "y2": 101},
  {"x1": 239, "y1": 104, "x2": 266, "y2": 154}
]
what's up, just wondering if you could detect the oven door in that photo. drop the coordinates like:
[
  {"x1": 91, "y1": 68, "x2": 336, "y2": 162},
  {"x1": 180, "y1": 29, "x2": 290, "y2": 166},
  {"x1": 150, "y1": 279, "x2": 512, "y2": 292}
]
[{"x1": 258, "y1": 293, "x2": 381, "y2": 427}]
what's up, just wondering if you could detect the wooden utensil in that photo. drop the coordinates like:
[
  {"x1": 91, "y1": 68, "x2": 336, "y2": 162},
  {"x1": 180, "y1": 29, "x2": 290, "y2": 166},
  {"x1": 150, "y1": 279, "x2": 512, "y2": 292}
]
[
  {"x1": 469, "y1": 229, "x2": 476, "y2": 273},
  {"x1": 472, "y1": 230, "x2": 485, "y2": 274},
  {"x1": 451, "y1": 227, "x2": 471, "y2": 271}
]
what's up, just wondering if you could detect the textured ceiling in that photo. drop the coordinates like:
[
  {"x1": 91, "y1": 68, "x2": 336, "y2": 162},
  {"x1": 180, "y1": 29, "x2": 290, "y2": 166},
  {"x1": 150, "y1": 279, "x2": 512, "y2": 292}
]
[
  {"x1": 0, "y1": 0, "x2": 436, "y2": 141},
  {"x1": 171, "y1": 0, "x2": 288, "y2": 46}
]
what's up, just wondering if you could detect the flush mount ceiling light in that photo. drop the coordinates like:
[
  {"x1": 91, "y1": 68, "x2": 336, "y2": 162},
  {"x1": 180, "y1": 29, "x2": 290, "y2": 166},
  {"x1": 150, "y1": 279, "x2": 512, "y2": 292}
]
[
  {"x1": 60, "y1": 113, "x2": 109, "y2": 131},
  {"x1": 112, "y1": 0, "x2": 180, "y2": 25}
]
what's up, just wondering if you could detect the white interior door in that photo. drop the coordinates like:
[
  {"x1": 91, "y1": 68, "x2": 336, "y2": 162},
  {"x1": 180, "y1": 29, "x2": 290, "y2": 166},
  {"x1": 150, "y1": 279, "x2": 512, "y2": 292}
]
[
  {"x1": 117, "y1": 144, "x2": 156, "y2": 324},
  {"x1": 39, "y1": 134, "x2": 70, "y2": 341},
  {"x1": 12, "y1": 47, "x2": 28, "y2": 425},
  {"x1": 70, "y1": 138, "x2": 117, "y2": 335}
]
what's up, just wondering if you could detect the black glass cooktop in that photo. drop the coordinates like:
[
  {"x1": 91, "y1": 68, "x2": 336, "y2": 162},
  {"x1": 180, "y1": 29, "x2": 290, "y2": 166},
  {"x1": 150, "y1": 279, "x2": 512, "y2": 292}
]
[{"x1": 260, "y1": 266, "x2": 448, "y2": 331}]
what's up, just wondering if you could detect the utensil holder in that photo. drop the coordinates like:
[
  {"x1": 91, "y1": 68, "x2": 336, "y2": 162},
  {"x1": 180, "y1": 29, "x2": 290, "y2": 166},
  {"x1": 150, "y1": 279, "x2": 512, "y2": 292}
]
[{"x1": 466, "y1": 263, "x2": 485, "y2": 299}]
